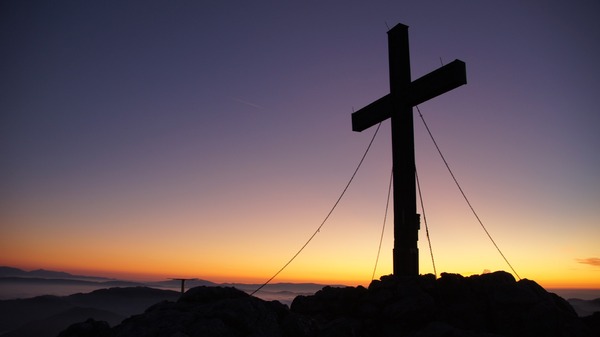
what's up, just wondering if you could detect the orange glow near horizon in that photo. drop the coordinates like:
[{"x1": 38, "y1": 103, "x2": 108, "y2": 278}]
[
  {"x1": 3, "y1": 258, "x2": 598, "y2": 290},
  {"x1": 2, "y1": 210, "x2": 599, "y2": 288},
  {"x1": 2, "y1": 203, "x2": 599, "y2": 289}
]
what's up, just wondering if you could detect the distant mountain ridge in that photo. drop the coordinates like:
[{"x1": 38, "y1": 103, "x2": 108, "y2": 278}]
[
  {"x1": 0, "y1": 267, "x2": 114, "y2": 281},
  {"x1": 0, "y1": 267, "x2": 219, "y2": 296},
  {"x1": 0, "y1": 276, "x2": 141, "y2": 287},
  {"x1": 0, "y1": 266, "x2": 328, "y2": 296},
  {"x1": 0, "y1": 286, "x2": 180, "y2": 337},
  {"x1": 0, "y1": 266, "x2": 218, "y2": 287}
]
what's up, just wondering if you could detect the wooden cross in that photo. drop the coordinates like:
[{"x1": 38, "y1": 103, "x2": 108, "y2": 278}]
[{"x1": 352, "y1": 23, "x2": 467, "y2": 276}]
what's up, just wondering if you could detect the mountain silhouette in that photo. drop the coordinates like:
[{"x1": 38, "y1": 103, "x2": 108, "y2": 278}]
[
  {"x1": 58, "y1": 271, "x2": 600, "y2": 337},
  {"x1": 0, "y1": 287, "x2": 179, "y2": 337},
  {"x1": 0, "y1": 267, "x2": 113, "y2": 281}
]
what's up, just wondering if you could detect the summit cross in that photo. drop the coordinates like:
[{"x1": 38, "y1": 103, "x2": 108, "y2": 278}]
[{"x1": 352, "y1": 23, "x2": 467, "y2": 277}]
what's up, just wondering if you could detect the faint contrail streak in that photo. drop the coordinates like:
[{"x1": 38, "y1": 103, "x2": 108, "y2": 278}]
[{"x1": 230, "y1": 97, "x2": 264, "y2": 109}]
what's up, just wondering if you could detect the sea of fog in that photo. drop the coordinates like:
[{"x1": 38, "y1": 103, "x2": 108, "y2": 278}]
[
  {"x1": 1, "y1": 280, "x2": 599, "y2": 306},
  {"x1": 0, "y1": 281, "x2": 320, "y2": 305}
]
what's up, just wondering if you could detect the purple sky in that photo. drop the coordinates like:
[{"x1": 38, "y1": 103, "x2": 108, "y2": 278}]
[{"x1": 1, "y1": 1, "x2": 599, "y2": 286}]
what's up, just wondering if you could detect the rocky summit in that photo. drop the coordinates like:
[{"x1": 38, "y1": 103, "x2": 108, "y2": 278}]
[{"x1": 59, "y1": 271, "x2": 599, "y2": 337}]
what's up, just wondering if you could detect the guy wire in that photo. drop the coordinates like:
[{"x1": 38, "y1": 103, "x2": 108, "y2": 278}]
[
  {"x1": 372, "y1": 169, "x2": 393, "y2": 281},
  {"x1": 416, "y1": 167, "x2": 437, "y2": 277},
  {"x1": 251, "y1": 121, "x2": 383, "y2": 295},
  {"x1": 416, "y1": 106, "x2": 520, "y2": 280}
]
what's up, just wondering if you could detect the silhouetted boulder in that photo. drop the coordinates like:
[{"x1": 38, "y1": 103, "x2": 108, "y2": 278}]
[
  {"x1": 57, "y1": 318, "x2": 112, "y2": 337},
  {"x1": 178, "y1": 285, "x2": 249, "y2": 304},
  {"x1": 57, "y1": 273, "x2": 599, "y2": 337},
  {"x1": 110, "y1": 286, "x2": 292, "y2": 337}
]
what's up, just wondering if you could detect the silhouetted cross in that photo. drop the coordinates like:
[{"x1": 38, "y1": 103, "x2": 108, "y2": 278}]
[
  {"x1": 171, "y1": 278, "x2": 195, "y2": 295},
  {"x1": 352, "y1": 23, "x2": 466, "y2": 276}
]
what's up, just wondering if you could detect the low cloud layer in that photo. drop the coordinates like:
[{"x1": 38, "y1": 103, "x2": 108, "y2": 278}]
[{"x1": 576, "y1": 257, "x2": 600, "y2": 267}]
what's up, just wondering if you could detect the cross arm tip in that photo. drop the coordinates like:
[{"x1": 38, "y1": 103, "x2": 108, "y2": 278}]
[{"x1": 351, "y1": 94, "x2": 392, "y2": 132}]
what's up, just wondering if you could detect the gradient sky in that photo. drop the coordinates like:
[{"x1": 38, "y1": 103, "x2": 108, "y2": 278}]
[{"x1": 1, "y1": 1, "x2": 599, "y2": 288}]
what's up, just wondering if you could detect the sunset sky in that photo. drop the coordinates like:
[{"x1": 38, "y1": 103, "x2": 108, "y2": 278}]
[{"x1": 1, "y1": 1, "x2": 599, "y2": 289}]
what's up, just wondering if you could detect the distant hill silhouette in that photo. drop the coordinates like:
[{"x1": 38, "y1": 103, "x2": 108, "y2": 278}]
[
  {"x1": 0, "y1": 266, "x2": 218, "y2": 291},
  {"x1": 569, "y1": 298, "x2": 600, "y2": 317},
  {"x1": 0, "y1": 287, "x2": 179, "y2": 337},
  {"x1": 0, "y1": 276, "x2": 141, "y2": 287},
  {"x1": 57, "y1": 271, "x2": 600, "y2": 337},
  {"x1": 0, "y1": 267, "x2": 113, "y2": 281}
]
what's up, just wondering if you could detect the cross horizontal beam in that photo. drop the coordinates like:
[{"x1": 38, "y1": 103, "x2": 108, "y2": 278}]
[{"x1": 351, "y1": 59, "x2": 466, "y2": 132}]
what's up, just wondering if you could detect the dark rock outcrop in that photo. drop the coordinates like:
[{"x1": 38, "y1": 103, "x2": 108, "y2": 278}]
[
  {"x1": 291, "y1": 272, "x2": 593, "y2": 336},
  {"x1": 59, "y1": 272, "x2": 599, "y2": 337},
  {"x1": 97, "y1": 286, "x2": 292, "y2": 337}
]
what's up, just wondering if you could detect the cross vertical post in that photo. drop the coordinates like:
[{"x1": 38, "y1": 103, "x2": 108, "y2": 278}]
[
  {"x1": 351, "y1": 23, "x2": 466, "y2": 277},
  {"x1": 388, "y1": 24, "x2": 418, "y2": 276}
]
